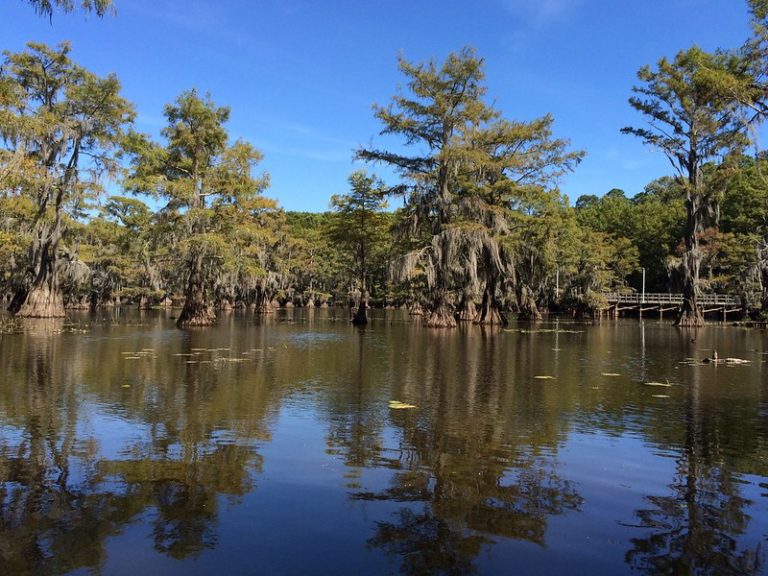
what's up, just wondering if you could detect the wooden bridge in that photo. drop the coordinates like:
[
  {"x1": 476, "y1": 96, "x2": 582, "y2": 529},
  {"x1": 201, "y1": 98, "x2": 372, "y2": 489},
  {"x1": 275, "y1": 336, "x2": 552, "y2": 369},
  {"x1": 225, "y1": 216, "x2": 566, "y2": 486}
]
[{"x1": 601, "y1": 292, "x2": 743, "y2": 319}]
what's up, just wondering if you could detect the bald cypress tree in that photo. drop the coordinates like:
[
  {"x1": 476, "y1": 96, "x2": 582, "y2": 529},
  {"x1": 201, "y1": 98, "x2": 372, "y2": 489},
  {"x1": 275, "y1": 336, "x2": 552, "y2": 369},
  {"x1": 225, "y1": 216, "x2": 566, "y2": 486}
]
[
  {"x1": 126, "y1": 91, "x2": 269, "y2": 327},
  {"x1": 622, "y1": 46, "x2": 748, "y2": 326},
  {"x1": 328, "y1": 171, "x2": 388, "y2": 325},
  {"x1": 359, "y1": 47, "x2": 582, "y2": 326},
  {"x1": 0, "y1": 42, "x2": 134, "y2": 317},
  {"x1": 358, "y1": 47, "x2": 496, "y2": 327}
]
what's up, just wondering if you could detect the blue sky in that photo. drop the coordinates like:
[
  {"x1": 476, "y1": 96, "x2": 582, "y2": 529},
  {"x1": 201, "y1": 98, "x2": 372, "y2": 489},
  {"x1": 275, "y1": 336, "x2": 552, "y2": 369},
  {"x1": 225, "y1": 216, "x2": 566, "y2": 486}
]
[{"x1": 0, "y1": 0, "x2": 754, "y2": 211}]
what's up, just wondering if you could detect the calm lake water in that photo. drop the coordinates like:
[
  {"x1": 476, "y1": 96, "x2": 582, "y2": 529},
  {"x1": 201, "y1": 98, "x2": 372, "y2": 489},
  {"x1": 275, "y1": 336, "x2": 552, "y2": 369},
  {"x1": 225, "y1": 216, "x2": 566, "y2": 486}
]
[{"x1": 0, "y1": 309, "x2": 766, "y2": 575}]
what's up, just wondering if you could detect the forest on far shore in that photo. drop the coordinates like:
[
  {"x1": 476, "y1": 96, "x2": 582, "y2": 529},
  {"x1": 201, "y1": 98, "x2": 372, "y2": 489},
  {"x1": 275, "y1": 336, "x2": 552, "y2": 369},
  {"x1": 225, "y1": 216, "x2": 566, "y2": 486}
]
[{"x1": 2, "y1": 0, "x2": 768, "y2": 328}]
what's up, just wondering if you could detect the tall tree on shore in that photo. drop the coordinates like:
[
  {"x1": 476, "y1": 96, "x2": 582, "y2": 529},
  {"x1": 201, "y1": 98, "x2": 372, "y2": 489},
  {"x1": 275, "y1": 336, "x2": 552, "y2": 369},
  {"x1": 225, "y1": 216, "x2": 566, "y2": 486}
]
[
  {"x1": 126, "y1": 90, "x2": 269, "y2": 327},
  {"x1": 359, "y1": 47, "x2": 582, "y2": 326},
  {"x1": 469, "y1": 116, "x2": 583, "y2": 322},
  {"x1": 327, "y1": 170, "x2": 389, "y2": 325},
  {"x1": 358, "y1": 47, "x2": 497, "y2": 328},
  {"x1": 622, "y1": 46, "x2": 748, "y2": 326},
  {"x1": 0, "y1": 42, "x2": 134, "y2": 317}
]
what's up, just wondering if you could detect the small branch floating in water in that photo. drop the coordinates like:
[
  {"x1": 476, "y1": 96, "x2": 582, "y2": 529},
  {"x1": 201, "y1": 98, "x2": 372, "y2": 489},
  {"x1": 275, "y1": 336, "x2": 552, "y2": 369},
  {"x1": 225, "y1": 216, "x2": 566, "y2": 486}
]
[{"x1": 388, "y1": 400, "x2": 417, "y2": 409}]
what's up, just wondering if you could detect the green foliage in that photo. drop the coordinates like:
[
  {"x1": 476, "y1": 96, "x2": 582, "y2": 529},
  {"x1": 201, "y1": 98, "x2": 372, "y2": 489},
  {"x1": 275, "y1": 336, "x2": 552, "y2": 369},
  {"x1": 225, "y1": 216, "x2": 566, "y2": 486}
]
[
  {"x1": 126, "y1": 90, "x2": 271, "y2": 323},
  {"x1": 2, "y1": 39, "x2": 766, "y2": 321},
  {"x1": 359, "y1": 47, "x2": 583, "y2": 324},
  {"x1": 25, "y1": 0, "x2": 113, "y2": 17},
  {"x1": 327, "y1": 171, "x2": 389, "y2": 291},
  {"x1": 622, "y1": 44, "x2": 750, "y2": 325},
  {"x1": 0, "y1": 42, "x2": 134, "y2": 315},
  {"x1": 575, "y1": 178, "x2": 685, "y2": 292},
  {"x1": 721, "y1": 156, "x2": 768, "y2": 234}
]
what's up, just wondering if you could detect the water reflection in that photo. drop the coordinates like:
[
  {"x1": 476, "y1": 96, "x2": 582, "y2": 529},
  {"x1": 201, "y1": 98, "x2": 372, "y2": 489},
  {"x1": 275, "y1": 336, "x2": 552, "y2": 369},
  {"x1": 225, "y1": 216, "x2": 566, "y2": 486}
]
[
  {"x1": 0, "y1": 311, "x2": 766, "y2": 575},
  {"x1": 624, "y1": 367, "x2": 764, "y2": 575},
  {"x1": 331, "y1": 328, "x2": 584, "y2": 574},
  {"x1": 0, "y1": 317, "x2": 271, "y2": 574}
]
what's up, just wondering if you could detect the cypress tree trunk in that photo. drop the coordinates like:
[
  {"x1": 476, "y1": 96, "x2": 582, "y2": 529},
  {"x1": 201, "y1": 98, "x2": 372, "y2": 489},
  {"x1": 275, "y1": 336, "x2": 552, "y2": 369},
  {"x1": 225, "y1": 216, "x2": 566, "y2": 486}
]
[
  {"x1": 254, "y1": 286, "x2": 271, "y2": 314},
  {"x1": 675, "y1": 189, "x2": 704, "y2": 327},
  {"x1": 516, "y1": 284, "x2": 541, "y2": 321},
  {"x1": 352, "y1": 286, "x2": 368, "y2": 325},
  {"x1": 426, "y1": 296, "x2": 456, "y2": 327},
  {"x1": 457, "y1": 290, "x2": 477, "y2": 322},
  {"x1": 477, "y1": 280, "x2": 508, "y2": 326},
  {"x1": 16, "y1": 283, "x2": 65, "y2": 318},
  {"x1": 138, "y1": 294, "x2": 152, "y2": 310},
  {"x1": 177, "y1": 253, "x2": 215, "y2": 327},
  {"x1": 426, "y1": 266, "x2": 456, "y2": 327},
  {"x1": 761, "y1": 265, "x2": 768, "y2": 317},
  {"x1": 7, "y1": 289, "x2": 27, "y2": 315},
  {"x1": 14, "y1": 237, "x2": 65, "y2": 318}
]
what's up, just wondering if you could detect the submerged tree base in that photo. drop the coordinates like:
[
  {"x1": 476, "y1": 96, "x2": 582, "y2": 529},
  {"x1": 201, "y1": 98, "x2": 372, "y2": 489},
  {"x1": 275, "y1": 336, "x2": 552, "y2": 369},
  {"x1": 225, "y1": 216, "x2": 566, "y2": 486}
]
[
  {"x1": 426, "y1": 305, "x2": 457, "y2": 328},
  {"x1": 517, "y1": 307, "x2": 542, "y2": 321},
  {"x1": 352, "y1": 303, "x2": 368, "y2": 325},
  {"x1": 675, "y1": 297, "x2": 704, "y2": 327},
  {"x1": 516, "y1": 286, "x2": 542, "y2": 321},
  {"x1": 457, "y1": 303, "x2": 477, "y2": 322},
  {"x1": 675, "y1": 309, "x2": 705, "y2": 327},
  {"x1": 14, "y1": 286, "x2": 66, "y2": 318},
  {"x1": 476, "y1": 307, "x2": 508, "y2": 327},
  {"x1": 176, "y1": 304, "x2": 216, "y2": 327}
]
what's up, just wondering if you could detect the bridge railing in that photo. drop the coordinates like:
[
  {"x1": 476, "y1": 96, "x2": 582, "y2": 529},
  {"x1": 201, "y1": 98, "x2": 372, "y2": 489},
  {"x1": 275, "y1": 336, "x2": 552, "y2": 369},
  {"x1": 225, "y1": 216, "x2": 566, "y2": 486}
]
[{"x1": 602, "y1": 292, "x2": 742, "y2": 306}]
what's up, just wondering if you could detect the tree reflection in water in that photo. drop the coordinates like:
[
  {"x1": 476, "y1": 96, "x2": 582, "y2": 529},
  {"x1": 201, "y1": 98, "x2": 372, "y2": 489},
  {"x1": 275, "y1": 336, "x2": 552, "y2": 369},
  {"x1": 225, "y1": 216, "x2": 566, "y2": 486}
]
[
  {"x1": 0, "y1": 323, "x2": 269, "y2": 575},
  {"x1": 624, "y1": 340, "x2": 765, "y2": 575},
  {"x1": 330, "y1": 328, "x2": 584, "y2": 575},
  {"x1": 1, "y1": 312, "x2": 766, "y2": 575}
]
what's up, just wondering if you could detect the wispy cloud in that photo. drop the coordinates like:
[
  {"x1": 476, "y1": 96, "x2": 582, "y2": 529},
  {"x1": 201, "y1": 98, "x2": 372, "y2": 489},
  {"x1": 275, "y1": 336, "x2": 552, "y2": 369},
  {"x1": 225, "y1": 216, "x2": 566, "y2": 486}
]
[
  {"x1": 498, "y1": 0, "x2": 584, "y2": 54},
  {"x1": 122, "y1": 0, "x2": 228, "y2": 32},
  {"x1": 135, "y1": 112, "x2": 166, "y2": 131},
  {"x1": 262, "y1": 142, "x2": 353, "y2": 163},
  {"x1": 240, "y1": 116, "x2": 358, "y2": 155},
  {"x1": 247, "y1": 119, "x2": 357, "y2": 164},
  {"x1": 501, "y1": 0, "x2": 582, "y2": 26},
  {"x1": 598, "y1": 147, "x2": 655, "y2": 172}
]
